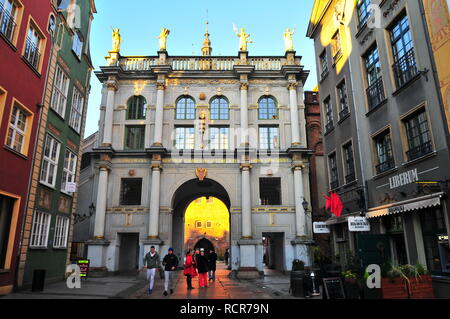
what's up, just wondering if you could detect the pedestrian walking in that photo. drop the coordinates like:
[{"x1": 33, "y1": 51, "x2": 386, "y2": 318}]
[
  {"x1": 197, "y1": 249, "x2": 209, "y2": 288},
  {"x1": 142, "y1": 246, "x2": 160, "y2": 295},
  {"x1": 208, "y1": 249, "x2": 218, "y2": 282},
  {"x1": 184, "y1": 249, "x2": 197, "y2": 290},
  {"x1": 224, "y1": 249, "x2": 230, "y2": 266},
  {"x1": 162, "y1": 248, "x2": 179, "y2": 296}
]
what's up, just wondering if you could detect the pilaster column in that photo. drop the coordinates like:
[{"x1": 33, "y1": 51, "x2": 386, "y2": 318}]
[
  {"x1": 148, "y1": 162, "x2": 162, "y2": 238},
  {"x1": 102, "y1": 80, "x2": 118, "y2": 146},
  {"x1": 152, "y1": 82, "x2": 166, "y2": 147},
  {"x1": 288, "y1": 82, "x2": 301, "y2": 146},
  {"x1": 293, "y1": 163, "x2": 306, "y2": 237},
  {"x1": 241, "y1": 163, "x2": 252, "y2": 238},
  {"x1": 240, "y1": 82, "x2": 249, "y2": 146},
  {"x1": 94, "y1": 166, "x2": 109, "y2": 238}
]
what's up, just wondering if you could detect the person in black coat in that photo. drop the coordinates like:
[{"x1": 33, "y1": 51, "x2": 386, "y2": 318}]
[
  {"x1": 208, "y1": 249, "x2": 218, "y2": 282},
  {"x1": 162, "y1": 248, "x2": 179, "y2": 296},
  {"x1": 197, "y1": 249, "x2": 209, "y2": 288}
]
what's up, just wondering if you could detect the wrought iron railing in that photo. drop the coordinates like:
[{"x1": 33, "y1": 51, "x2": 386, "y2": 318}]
[
  {"x1": 0, "y1": 3, "x2": 16, "y2": 42},
  {"x1": 393, "y1": 48, "x2": 418, "y2": 88},
  {"x1": 325, "y1": 121, "x2": 334, "y2": 133},
  {"x1": 366, "y1": 76, "x2": 385, "y2": 111},
  {"x1": 23, "y1": 37, "x2": 40, "y2": 70},
  {"x1": 339, "y1": 107, "x2": 350, "y2": 120},
  {"x1": 406, "y1": 141, "x2": 433, "y2": 161},
  {"x1": 330, "y1": 180, "x2": 339, "y2": 190},
  {"x1": 376, "y1": 158, "x2": 395, "y2": 174},
  {"x1": 345, "y1": 172, "x2": 356, "y2": 184}
]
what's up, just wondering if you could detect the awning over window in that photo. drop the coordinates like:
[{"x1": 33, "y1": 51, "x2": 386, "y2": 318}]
[{"x1": 366, "y1": 193, "x2": 443, "y2": 219}]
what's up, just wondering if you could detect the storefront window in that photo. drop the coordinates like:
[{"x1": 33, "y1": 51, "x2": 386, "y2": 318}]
[
  {"x1": 421, "y1": 208, "x2": 450, "y2": 275},
  {"x1": 384, "y1": 215, "x2": 408, "y2": 266}
]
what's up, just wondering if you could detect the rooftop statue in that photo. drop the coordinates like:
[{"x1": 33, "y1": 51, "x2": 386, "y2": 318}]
[
  {"x1": 233, "y1": 24, "x2": 252, "y2": 51},
  {"x1": 157, "y1": 27, "x2": 170, "y2": 51},
  {"x1": 283, "y1": 27, "x2": 296, "y2": 52},
  {"x1": 111, "y1": 28, "x2": 122, "y2": 52}
]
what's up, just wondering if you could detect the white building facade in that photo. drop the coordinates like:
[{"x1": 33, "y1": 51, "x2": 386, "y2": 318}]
[{"x1": 87, "y1": 33, "x2": 313, "y2": 277}]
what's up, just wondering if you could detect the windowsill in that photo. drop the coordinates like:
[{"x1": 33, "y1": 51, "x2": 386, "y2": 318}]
[
  {"x1": 53, "y1": 247, "x2": 68, "y2": 250},
  {"x1": 392, "y1": 73, "x2": 422, "y2": 97},
  {"x1": 365, "y1": 99, "x2": 388, "y2": 117},
  {"x1": 21, "y1": 56, "x2": 41, "y2": 77},
  {"x1": 39, "y1": 181, "x2": 57, "y2": 191},
  {"x1": 324, "y1": 126, "x2": 335, "y2": 136},
  {"x1": 332, "y1": 53, "x2": 343, "y2": 67},
  {"x1": 0, "y1": 31, "x2": 17, "y2": 52},
  {"x1": 338, "y1": 112, "x2": 350, "y2": 124},
  {"x1": 68, "y1": 125, "x2": 81, "y2": 136},
  {"x1": 402, "y1": 151, "x2": 437, "y2": 168},
  {"x1": 50, "y1": 107, "x2": 67, "y2": 121},
  {"x1": 60, "y1": 190, "x2": 74, "y2": 198},
  {"x1": 373, "y1": 166, "x2": 399, "y2": 180},
  {"x1": 319, "y1": 71, "x2": 329, "y2": 83},
  {"x1": 29, "y1": 247, "x2": 49, "y2": 250},
  {"x1": 3, "y1": 145, "x2": 28, "y2": 160},
  {"x1": 355, "y1": 22, "x2": 368, "y2": 39},
  {"x1": 343, "y1": 179, "x2": 358, "y2": 188},
  {"x1": 72, "y1": 50, "x2": 82, "y2": 62}
]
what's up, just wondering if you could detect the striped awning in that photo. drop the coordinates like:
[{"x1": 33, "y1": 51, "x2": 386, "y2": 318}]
[{"x1": 366, "y1": 193, "x2": 443, "y2": 219}]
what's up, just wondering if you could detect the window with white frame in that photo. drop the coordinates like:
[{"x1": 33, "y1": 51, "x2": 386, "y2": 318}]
[
  {"x1": 51, "y1": 65, "x2": 70, "y2": 117},
  {"x1": 30, "y1": 211, "x2": 51, "y2": 248},
  {"x1": 24, "y1": 25, "x2": 42, "y2": 70},
  {"x1": 6, "y1": 104, "x2": 28, "y2": 153},
  {"x1": 0, "y1": 0, "x2": 18, "y2": 42},
  {"x1": 175, "y1": 126, "x2": 195, "y2": 149},
  {"x1": 53, "y1": 216, "x2": 69, "y2": 248},
  {"x1": 69, "y1": 88, "x2": 83, "y2": 132},
  {"x1": 209, "y1": 126, "x2": 229, "y2": 150},
  {"x1": 72, "y1": 32, "x2": 83, "y2": 59},
  {"x1": 61, "y1": 149, "x2": 77, "y2": 194},
  {"x1": 40, "y1": 134, "x2": 61, "y2": 187}
]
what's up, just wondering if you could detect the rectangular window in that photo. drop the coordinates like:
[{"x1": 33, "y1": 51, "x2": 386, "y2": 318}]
[
  {"x1": 61, "y1": 149, "x2": 77, "y2": 194},
  {"x1": 329, "y1": 153, "x2": 339, "y2": 189},
  {"x1": 364, "y1": 46, "x2": 385, "y2": 110},
  {"x1": 404, "y1": 110, "x2": 432, "y2": 161},
  {"x1": 343, "y1": 142, "x2": 355, "y2": 183},
  {"x1": 357, "y1": 0, "x2": 371, "y2": 28},
  {"x1": 72, "y1": 32, "x2": 83, "y2": 59},
  {"x1": 331, "y1": 31, "x2": 342, "y2": 63},
  {"x1": 51, "y1": 65, "x2": 70, "y2": 117},
  {"x1": 206, "y1": 221, "x2": 212, "y2": 228},
  {"x1": 24, "y1": 25, "x2": 42, "y2": 70},
  {"x1": 259, "y1": 177, "x2": 281, "y2": 205},
  {"x1": 69, "y1": 88, "x2": 84, "y2": 132},
  {"x1": 124, "y1": 125, "x2": 145, "y2": 150},
  {"x1": 40, "y1": 134, "x2": 61, "y2": 187},
  {"x1": 6, "y1": 103, "x2": 27, "y2": 153},
  {"x1": 337, "y1": 80, "x2": 349, "y2": 118},
  {"x1": 30, "y1": 211, "x2": 51, "y2": 248},
  {"x1": 390, "y1": 14, "x2": 418, "y2": 88},
  {"x1": 175, "y1": 126, "x2": 195, "y2": 149},
  {"x1": 320, "y1": 50, "x2": 328, "y2": 79},
  {"x1": 53, "y1": 216, "x2": 69, "y2": 248},
  {"x1": 324, "y1": 97, "x2": 334, "y2": 132},
  {"x1": 0, "y1": 194, "x2": 14, "y2": 268},
  {"x1": 119, "y1": 178, "x2": 142, "y2": 206},
  {"x1": 209, "y1": 126, "x2": 229, "y2": 150},
  {"x1": 0, "y1": 0, "x2": 18, "y2": 42},
  {"x1": 420, "y1": 209, "x2": 448, "y2": 275},
  {"x1": 259, "y1": 126, "x2": 279, "y2": 150},
  {"x1": 195, "y1": 221, "x2": 202, "y2": 228},
  {"x1": 374, "y1": 131, "x2": 395, "y2": 174}
]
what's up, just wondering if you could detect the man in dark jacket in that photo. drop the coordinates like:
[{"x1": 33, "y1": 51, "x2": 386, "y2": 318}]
[
  {"x1": 208, "y1": 249, "x2": 218, "y2": 282},
  {"x1": 162, "y1": 248, "x2": 179, "y2": 296}
]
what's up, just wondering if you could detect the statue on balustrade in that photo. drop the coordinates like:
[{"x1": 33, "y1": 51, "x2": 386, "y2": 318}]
[
  {"x1": 157, "y1": 27, "x2": 170, "y2": 51},
  {"x1": 233, "y1": 24, "x2": 252, "y2": 51},
  {"x1": 283, "y1": 27, "x2": 296, "y2": 52},
  {"x1": 111, "y1": 28, "x2": 122, "y2": 53}
]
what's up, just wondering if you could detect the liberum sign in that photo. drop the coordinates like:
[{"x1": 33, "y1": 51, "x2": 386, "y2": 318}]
[{"x1": 389, "y1": 168, "x2": 418, "y2": 190}]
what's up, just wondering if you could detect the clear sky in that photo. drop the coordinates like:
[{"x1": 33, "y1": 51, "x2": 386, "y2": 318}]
[{"x1": 84, "y1": 0, "x2": 317, "y2": 137}]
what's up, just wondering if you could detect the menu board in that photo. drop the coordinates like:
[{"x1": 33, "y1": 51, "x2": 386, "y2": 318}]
[
  {"x1": 323, "y1": 277, "x2": 346, "y2": 299},
  {"x1": 77, "y1": 260, "x2": 90, "y2": 278}
]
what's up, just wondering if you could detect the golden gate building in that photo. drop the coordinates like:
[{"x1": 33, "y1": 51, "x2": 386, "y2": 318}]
[{"x1": 84, "y1": 27, "x2": 313, "y2": 277}]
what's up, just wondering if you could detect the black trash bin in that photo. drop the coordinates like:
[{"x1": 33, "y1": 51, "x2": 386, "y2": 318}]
[
  {"x1": 290, "y1": 272, "x2": 305, "y2": 297},
  {"x1": 32, "y1": 269, "x2": 46, "y2": 292}
]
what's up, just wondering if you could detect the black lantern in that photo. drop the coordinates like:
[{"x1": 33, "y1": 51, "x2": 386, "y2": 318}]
[{"x1": 302, "y1": 198, "x2": 309, "y2": 212}]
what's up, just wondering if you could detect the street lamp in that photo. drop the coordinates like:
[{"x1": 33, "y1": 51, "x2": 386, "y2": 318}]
[{"x1": 302, "y1": 198, "x2": 310, "y2": 213}]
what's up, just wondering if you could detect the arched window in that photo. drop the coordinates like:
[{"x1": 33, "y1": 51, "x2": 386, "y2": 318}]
[
  {"x1": 176, "y1": 96, "x2": 196, "y2": 120},
  {"x1": 258, "y1": 96, "x2": 278, "y2": 120},
  {"x1": 210, "y1": 97, "x2": 229, "y2": 120},
  {"x1": 127, "y1": 95, "x2": 146, "y2": 120}
]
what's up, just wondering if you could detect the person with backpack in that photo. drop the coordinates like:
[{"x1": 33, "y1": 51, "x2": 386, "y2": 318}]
[
  {"x1": 162, "y1": 248, "x2": 179, "y2": 296},
  {"x1": 142, "y1": 246, "x2": 160, "y2": 295},
  {"x1": 183, "y1": 249, "x2": 197, "y2": 290}
]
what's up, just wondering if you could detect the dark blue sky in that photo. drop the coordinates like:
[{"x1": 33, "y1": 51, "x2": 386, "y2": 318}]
[{"x1": 85, "y1": 0, "x2": 317, "y2": 137}]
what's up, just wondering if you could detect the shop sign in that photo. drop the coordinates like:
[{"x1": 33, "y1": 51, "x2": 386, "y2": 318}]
[
  {"x1": 77, "y1": 260, "x2": 90, "y2": 278},
  {"x1": 389, "y1": 168, "x2": 418, "y2": 189},
  {"x1": 66, "y1": 182, "x2": 77, "y2": 193},
  {"x1": 313, "y1": 222, "x2": 330, "y2": 234},
  {"x1": 348, "y1": 216, "x2": 371, "y2": 232}
]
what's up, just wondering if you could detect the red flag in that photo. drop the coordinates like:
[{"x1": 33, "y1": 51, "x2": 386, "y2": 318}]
[
  {"x1": 330, "y1": 192, "x2": 343, "y2": 217},
  {"x1": 321, "y1": 192, "x2": 331, "y2": 211}
]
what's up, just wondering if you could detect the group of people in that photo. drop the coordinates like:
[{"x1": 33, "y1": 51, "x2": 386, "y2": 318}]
[{"x1": 142, "y1": 246, "x2": 223, "y2": 296}]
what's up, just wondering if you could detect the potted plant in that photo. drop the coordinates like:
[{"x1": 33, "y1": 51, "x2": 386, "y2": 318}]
[
  {"x1": 409, "y1": 264, "x2": 434, "y2": 299},
  {"x1": 341, "y1": 270, "x2": 360, "y2": 299},
  {"x1": 382, "y1": 264, "x2": 434, "y2": 299}
]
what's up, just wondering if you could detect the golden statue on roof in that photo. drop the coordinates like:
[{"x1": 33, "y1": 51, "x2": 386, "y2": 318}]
[
  {"x1": 111, "y1": 28, "x2": 122, "y2": 53},
  {"x1": 157, "y1": 27, "x2": 170, "y2": 51},
  {"x1": 283, "y1": 27, "x2": 296, "y2": 52},
  {"x1": 233, "y1": 24, "x2": 252, "y2": 51}
]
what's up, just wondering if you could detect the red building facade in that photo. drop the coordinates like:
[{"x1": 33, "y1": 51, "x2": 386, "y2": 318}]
[{"x1": 0, "y1": 0, "x2": 54, "y2": 295}]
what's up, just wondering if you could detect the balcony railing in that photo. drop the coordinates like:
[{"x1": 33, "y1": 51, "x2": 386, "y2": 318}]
[
  {"x1": 330, "y1": 180, "x2": 339, "y2": 190},
  {"x1": 376, "y1": 158, "x2": 395, "y2": 174},
  {"x1": 23, "y1": 37, "x2": 40, "y2": 70},
  {"x1": 406, "y1": 141, "x2": 433, "y2": 161},
  {"x1": 121, "y1": 57, "x2": 157, "y2": 71},
  {"x1": 366, "y1": 76, "x2": 385, "y2": 111},
  {"x1": 325, "y1": 121, "x2": 334, "y2": 133},
  {"x1": 393, "y1": 48, "x2": 418, "y2": 88},
  {"x1": 0, "y1": 3, "x2": 16, "y2": 42},
  {"x1": 339, "y1": 107, "x2": 350, "y2": 120},
  {"x1": 345, "y1": 171, "x2": 356, "y2": 184},
  {"x1": 250, "y1": 58, "x2": 282, "y2": 71}
]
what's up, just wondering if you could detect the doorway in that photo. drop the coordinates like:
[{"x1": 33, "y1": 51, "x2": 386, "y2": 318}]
[
  {"x1": 118, "y1": 233, "x2": 139, "y2": 274},
  {"x1": 263, "y1": 232, "x2": 285, "y2": 272}
]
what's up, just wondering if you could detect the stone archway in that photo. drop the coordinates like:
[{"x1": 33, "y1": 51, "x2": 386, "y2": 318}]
[
  {"x1": 171, "y1": 178, "x2": 231, "y2": 259},
  {"x1": 194, "y1": 238, "x2": 215, "y2": 252}
]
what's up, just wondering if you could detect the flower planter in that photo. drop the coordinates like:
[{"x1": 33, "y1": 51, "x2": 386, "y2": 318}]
[
  {"x1": 409, "y1": 275, "x2": 435, "y2": 299},
  {"x1": 343, "y1": 279, "x2": 360, "y2": 299},
  {"x1": 381, "y1": 278, "x2": 409, "y2": 299}
]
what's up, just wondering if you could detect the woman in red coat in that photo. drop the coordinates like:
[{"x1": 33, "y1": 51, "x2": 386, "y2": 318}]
[{"x1": 184, "y1": 249, "x2": 197, "y2": 290}]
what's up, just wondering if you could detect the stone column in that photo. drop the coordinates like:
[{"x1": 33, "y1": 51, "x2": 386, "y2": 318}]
[
  {"x1": 94, "y1": 166, "x2": 109, "y2": 238},
  {"x1": 293, "y1": 164, "x2": 306, "y2": 237},
  {"x1": 102, "y1": 80, "x2": 118, "y2": 146},
  {"x1": 152, "y1": 82, "x2": 165, "y2": 147},
  {"x1": 148, "y1": 162, "x2": 162, "y2": 238},
  {"x1": 240, "y1": 83, "x2": 249, "y2": 146},
  {"x1": 241, "y1": 163, "x2": 252, "y2": 238},
  {"x1": 288, "y1": 82, "x2": 301, "y2": 146}
]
